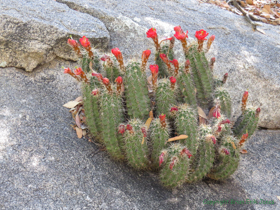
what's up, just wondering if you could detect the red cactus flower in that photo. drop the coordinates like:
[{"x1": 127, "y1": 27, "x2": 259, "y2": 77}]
[
  {"x1": 118, "y1": 124, "x2": 126, "y2": 134},
  {"x1": 149, "y1": 64, "x2": 159, "y2": 74},
  {"x1": 186, "y1": 60, "x2": 190, "y2": 66},
  {"x1": 142, "y1": 49, "x2": 151, "y2": 60},
  {"x1": 256, "y1": 107, "x2": 261, "y2": 113},
  {"x1": 221, "y1": 119, "x2": 231, "y2": 125},
  {"x1": 170, "y1": 76, "x2": 176, "y2": 84},
  {"x1": 159, "y1": 114, "x2": 166, "y2": 122},
  {"x1": 91, "y1": 89, "x2": 99, "y2": 96},
  {"x1": 146, "y1": 28, "x2": 157, "y2": 39},
  {"x1": 141, "y1": 127, "x2": 147, "y2": 138},
  {"x1": 92, "y1": 73, "x2": 103, "y2": 81},
  {"x1": 213, "y1": 107, "x2": 221, "y2": 119},
  {"x1": 222, "y1": 148, "x2": 230, "y2": 155},
  {"x1": 211, "y1": 136, "x2": 217, "y2": 144},
  {"x1": 170, "y1": 107, "x2": 179, "y2": 112},
  {"x1": 102, "y1": 78, "x2": 110, "y2": 85},
  {"x1": 67, "y1": 39, "x2": 78, "y2": 47},
  {"x1": 126, "y1": 124, "x2": 133, "y2": 131},
  {"x1": 169, "y1": 157, "x2": 178, "y2": 170},
  {"x1": 170, "y1": 59, "x2": 179, "y2": 68},
  {"x1": 224, "y1": 73, "x2": 228, "y2": 77},
  {"x1": 174, "y1": 27, "x2": 188, "y2": 40},
  {"x1": 74, "y1": 67, "x2": 83, "y2": 75},
  {"x1": 64, "y1": 68, "x2": 72, "y2": 74},
  {"x1": 115, "y1": 76, "x2": 123, "y2": 84},
  {"x1": 195, "y1": 29, "x2": 209, "y2": 40},
  {"x1": 111, "y1": 48, "x2": 122, "y2": 59},
  {"x1": 174, "y1": 26, "x2": 182, "y2": 32},
  {"x1": 180, "y1": 148, "x2": 192, "y2": 159},
  {"x1": 217, "y1": 126, "x2": 222, "y2": 132},
  {"x1": 79, "y1": 36, "x2": 91, "y2": 48},
  {"x1": 159, "y1": 152, "x2": 165, "y2": 166},
  {"x1": 100, "y1": 54, "x2": 110, "y2": 61},
  {"x1": 160, "y1": 53, "x2": 168, "y2": 61}
]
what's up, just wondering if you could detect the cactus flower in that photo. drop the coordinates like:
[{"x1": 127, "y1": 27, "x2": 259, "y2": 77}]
[
  {"x1": 211, "y1": 136, "x2": 217, "y2": 144},
  {"x1": 150, "y1": 64, "x2": 159, "y2": 74},
  {"x1": 159, "y1": 152, "x2": 165, "y2": 166},
  {"x1": 217, "y1": 126, "x2": 222, "y2": 132},
  {"x1": 195, "y1": 29, "x2": 209, "y2": 41},
  {"x1": 174, "y1": 26, "x2": 188, "y2": 40},
  {"x1": 213, "y1": 107, "x2": 221, "y2": 119},
  {"x1": 67, "y1": 39, "x2": 78, "y2": 47},
  {"x1": 241, "y1": 91, "x2": 249, "y2": 113},
  {"x1": 100, "y1": 54, "x2": 110, "y2": 61},
  {"x1": 126, "y1": 124, "x2": 133, "y2": 131},
  {"x1": 74, "y1": 67, "x2": 83, "y2": 75},
  {"x1": 256, "y1": 107, "x2": 261, "y2": 117},
  {"x1": 221, "y1": 148, "x2": 230, "y2": 155},
  {"x1": 115, "y1": 76, "x2": 123, "y2": 84},
  {"x1": 64, "y1": 67, "x2": 72, "y2": 74},
  {"x1": 111, "y1": 48, "x2": 122, "y2": 59},
  {"x1": 180, "y1": 148, "x2": 192, "y2": 159},
  {"x1": 102, "y1": 78, "x2": 110, "y2": 85},
  {"x1": 146, "y1": 28, "x2": 157, "y2": 39},
  {"x1": 91, "y1": 89, "x2": 99, "y2": 96},
  {"x1": 118, "y1": 124, "x2": 126, "y2": 134},
  {"x1": 170, "y1": 76, "x2": 176, "y2": 84},
  {"x1": 159, "y1": 114, "x2": 166, "y2": 121},
  {"x1": 221, "y1": 119, "x2": 231, "y2": 125},
  {"x1": 223, "y1": 73, "x2": 228, "y2": 84},
  {"x1": 160, "y1": 53, "x2": 168, "y2": 62},
  {"x1": 92, "y1": 73, "x2": 103, "y2": 81},
  {"x1": 170, "y1": 107, "x2": 179, "y2": 112},
  {"x1": 169, "y1": 157, "x2": 178, "y2": 170},
  {"x1": 79, "y1": 36, "x2": 91, "y2": 48},
  {"x1": 142, "y1": 49, "x2": 151, "y2": 61}
]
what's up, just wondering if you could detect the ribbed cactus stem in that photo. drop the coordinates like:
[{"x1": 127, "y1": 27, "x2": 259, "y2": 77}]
[
  {"x1": 197, "y1": 40, "x2": 204, "y2": 52},
  {"x1": 214, "y1": 87, "x2": 232, "y2": 119},
  {"x1": 170, "y1": 59, "x2": 179, "y2": 77},
  {"x1": 185, "y1": 60, "x2": 190, "y2": 74},
  {"x1": 241, "y1": 91, "x2": 249, "y2": 114}
]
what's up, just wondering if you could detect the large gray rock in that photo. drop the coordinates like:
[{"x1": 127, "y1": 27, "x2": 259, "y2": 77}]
[
  {"x1": 0, "y1": 59, "x2": 279, "y2": 209},
  {"x1": 57, "y1": 0, "x2": 280, "y2": 129},
  {"x1": 0, "y1": 0, "x2": 109, "y2": 71}
]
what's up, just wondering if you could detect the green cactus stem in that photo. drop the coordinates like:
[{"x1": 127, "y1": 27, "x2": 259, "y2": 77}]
[
  {"x1": 100, "y1": 90, "x2": 124, "y2": 160},
  {"x1": 175, "y1": 104, "x2": 198, "y2": 155},
  {"x1": 186, "y1": 125, "x2": 216, "y2": 183},
  {"x1": 123, "y1": 119, "x2": 149, "y2": 170},
  {"x1": 148, "y1": 115, "x2": 170, "y2": 169},
  {"x1": 124, "y1": 62, "x2": 150, "y2": 120},
  {"x1": 156, "y1": 44, "x2": 174, "y2": 78},
  {"x1": 214, "y1": 87, "x2": 232, "y2": 119},
  {"x1": 159, "y1": 144, "x2": 192, "y2": 188},
  {"x1": 233, "y1": 107, "x2": 260, "y2": 139},
  {"x1": 207, "y1": 135, "x2": 240, "y2": 180}
]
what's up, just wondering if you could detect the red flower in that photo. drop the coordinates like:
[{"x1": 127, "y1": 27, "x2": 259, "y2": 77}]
[
  {"x1": 256, "y1": 107, "x2": 261, "y2": 113},
  {"x1": 217, "y1": 126, "x2": 222, "y2": 132},
  {"x1": 160, "y1": 53, "x2": 168, "y2": 61},
  {"x1": 91, "y1": 89, "x2": 99, "y2": 96},
  {"x1": 126, "y1": 124, "x2": 133, "y2": 131},
  {"x1": 100, "y1": 54, "x2": 110, "y2": 61},
  {"x1": 141, "y1": 127, "x2": 147, "y2": 138},
  {"x1": 74, "y1": 67, "x2": 83, "y2": 75},
  {"x1": 142, "y1": 49, "x2": 151, "y2": 60},
  {"x1": 146, "y1": 28, "x2": 157, "y2": 39},
  {"x1": 159, "y1": 152, "x2": 165, "y2": 166},
  {"x1": 79, "y1": 36, "x2": 91, "y2": 48},
  {"x1": 149, "y1": 64, "x2": 159, "y2": 74},
  {"x1": 67, "y1": 39, "x2": 78, "y2": 47},
  {"x1": 159, "y1": 114, "x2": 166, "y2": 122},
  {"x1": 243, "y1": 91, "x2": 249, "y2": 101},
  {"x1": 195, "y1": 29, "x2": 209, "y2": 41},
  {"x1": 169, "y1": 157, "x2": 178, "y2": 170},
  {"x1": 220, "y1": 119, "x2": 231, "y2": 125},
  {"x1": 102, "y1": 78, "x2": 110, "y2": 85},
  {"x1": 64, "y1": 68, "x2": 72, "y2": 74},
  {"x1": 111, "y1": 48, "x2": 122, "y2": 59},
  {"x1": 170, "y1": 107, "x2": 178, "y2": 112},
  {"x1": 241, "y1": 133, "x2": 249, "y2": 140},
  {"x1": 92, "y1": 73, "x2": 103, "y2": 81},
  {"x1": 221, "y1": 148, "x2": 230, "y2": 155},
  {"x1": 118, "y1": 124, "x2": 126, "y2": 134},
  {"x1": 170, "y1": 76, "x2": 176, "y2": 84},
  {"x1": 213, "y1": 107, "x2": 221, "y2": 119},
  {"x1": 174, "y1": 26, "x2": 188, "y2": 40},
  {"x1": 170, "y1": 59, "x2": 179, "y2": 68},
  {"x1": 211, "y1": 136, "x2": 216, "y2": 144},
  {"x1": 180, "y1": 148, "x2": 192, "y2": 159},
  {"x1": 185, "y1": 60, "x2": 190, "y2": 66},
  {"x1": 115, "y1": 76, "x2": 123, "y2": 84}
]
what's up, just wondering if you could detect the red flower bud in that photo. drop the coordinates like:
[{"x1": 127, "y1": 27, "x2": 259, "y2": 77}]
[
  {"x1": 79, "y1": 36, "x2": 91, "y2": 48},
  {"x1": 242, "y1": 133, "x2": 249, "y2": 140},
  {"x1": 115, "y1": 76, "x2": 123, "y2": 84},
  {"x1": 74, "y1": 67, "x2": 83, "y2": 75},
  {"x1": 67, "y1": 39, "x2": 78, "y2": 47},
  {"x1": 141, "y1": 127, "x2": 147, "y2": 138},
  {"x1": 102, "y1": 78, "x2": 110, "y2": 85},
  {"x1": 170, "y1": 76, "x2": 176, "y2": 84},
  {"x1": 174, "y1": 26, "x2": 181, "y2": 32},
  {"x1": 170, "y1": 59, "x2": 179, "y2": 68},
  {"x1": 91, "y1": 89, "x2": 99, "y2": 96},
  {"x1": 220, "y1": 119, "x2": 231, "y2": 125},
  {"x1": 221, "y1": 148, "x2": 230, "y2": 155},
  {"x1": 170, "y1": 107, "x2": 179, "y2": 112},
  {"x1": 169, "y1": 157, "x2": 178, "y2": 170},
  {"x1": 180, "y1": 148, "x2": 192, "y2": 159},
  {"x1": 256, "y1": 107, "x2": 261, "y2": 113},
  {"x1": 224, "y1": 73, "x2": 228, "y2": 77},
  {"x1": 211, "y1": 57, "x2": 216, "y2": 63},
  {"x1": 159, "y1": 152, "x2": 165, "y2": 167},
  {"x1": 146, "y1": 28, "x2": 157, "y2": 39},
  {"x1": 118, "y1": 124, "x2": 126, "y2": 134},
  {"x1": 160, "y1": 53, "x2": 168, "y2": 61},
  {"x1": 142, "y1": 50, "x2": 151, "y2": 59},
  {"x1": 92, "y1": 73, "x2": 103, "y2": 81},
  {"x1": 64, "y1": 68, "x2": 72, "y2": 74},
  {"x1": 111, "y1": 48, "x2": 122, "y2": 59},
  {"x1": 159, "y1": 114, "x2": 166, "y2": 122},
  {"x1": 195, "y1": 29, "x2": 209, "y2": 41},
  {"x1": 217, "y1": 126, "x2": 222, "y2": 132},
  {"x1": 101, "y1": 54, "x2": 110, "y2": 61},
  {"x1": 173, "y1": 26, "x2": 188, "y2": 40},
  {"x1": 209, "y1": 35, "x2": 215, "y2": 42},
  {"x1": 213, "y1": 107, "x2": 221, "y2": 119},
  {"x1": 126, "y1": 124, "x2": 133, "y2": 131},
  {"x1": 149, "y1": 64, "x2": 159, "y2": 74},
  {"x1": 185, "y1": 60, "x2": 190, "y2": 66},
  {"x1": 211, "y1": 136, "x2": 217, "y2": 144}
]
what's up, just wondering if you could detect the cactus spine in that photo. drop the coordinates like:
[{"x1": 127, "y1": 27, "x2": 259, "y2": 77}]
[
  {"x1": 123, "y1": 119, "x2": 149, "y2": 170},
  {"x1": 125, "y1": 62, "x2": 150, "y2": 120}
]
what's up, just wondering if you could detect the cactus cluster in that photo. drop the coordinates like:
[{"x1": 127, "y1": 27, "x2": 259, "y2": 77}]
[{"x1": 64, "y1": 28, "x2": 261, "y2": 188}]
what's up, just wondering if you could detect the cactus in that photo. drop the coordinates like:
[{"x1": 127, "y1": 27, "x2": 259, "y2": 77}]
[
  {"x1": 148, "y1": 115, "x2": 170, "y2": 169},
  {"x1": 123, "y1": 119, "x2": 149, "y2": 170},
  {"x1": 64, "y1": 27, "x2": 261, "y2": 189},
  {"x1": 208, "y1": 135, "x2": 240, "y2": 180},
  {"x1": 155, "y1": 78, "x2": 176, "y2": 117},
  {"x1": 186, "y1": 125, "x2": 216, "y2": 183},
  {"x1": 159, "y1": 144, "x2": 192, "y2": 188},
  {"x1": 125, "y1": 62, "x2": 150, "y2": 120}
]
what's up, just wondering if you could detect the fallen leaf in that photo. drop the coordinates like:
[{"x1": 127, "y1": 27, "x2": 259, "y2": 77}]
[
  {"x1": 197, "y1": 106, "x2": 207, "y2": 119},
  {"x1": 75, "y1": 113, "x2": 82, "y2": 128},
  {"x1": 231, "y1": 141, "x2": 237, "y2": 150},
  {"x1": 240, "y1": 1, "x2": 247, "y2": 7},
  {"x1": 240, "y1": 149, "x2": 248, "y2": 154},
  {"x1": 199, "y1": 116, "x2": 207, "y2": 125},
  {"x1": 74, "y1": 96, "x2": 83, "y2": 102},
  {"x1": 263, "y1": 5, "x2": 272, "y2": 14},
  {"x1": 256, "y1": 28, "x2": 266, "y2": 34},
  {"x1": 277, "y1": 196, "x2": 280, "y2": 201},
  {"x1": 75, "y1": 127, "x2": 83, "y2": 138},
  {"x1": 63, "y1": 101, "x2": 80, "y2": 109},
  {"x1": 167, "y1": 135, "x2": 188, "y2": 142},
  {"x1": 246, "y1": 0, "x2": 254, "y2": 5},
  {"x1": 141, "y1": 137, "x2": 145, "y2": 145},
  {"x1": 82, "y1": 129, "x2": 87, "y2": 137}
]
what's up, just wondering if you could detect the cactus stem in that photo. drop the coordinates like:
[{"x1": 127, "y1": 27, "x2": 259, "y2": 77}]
[{"x1": 185, "y1": 60, "x2": 190, "y2": 74}]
